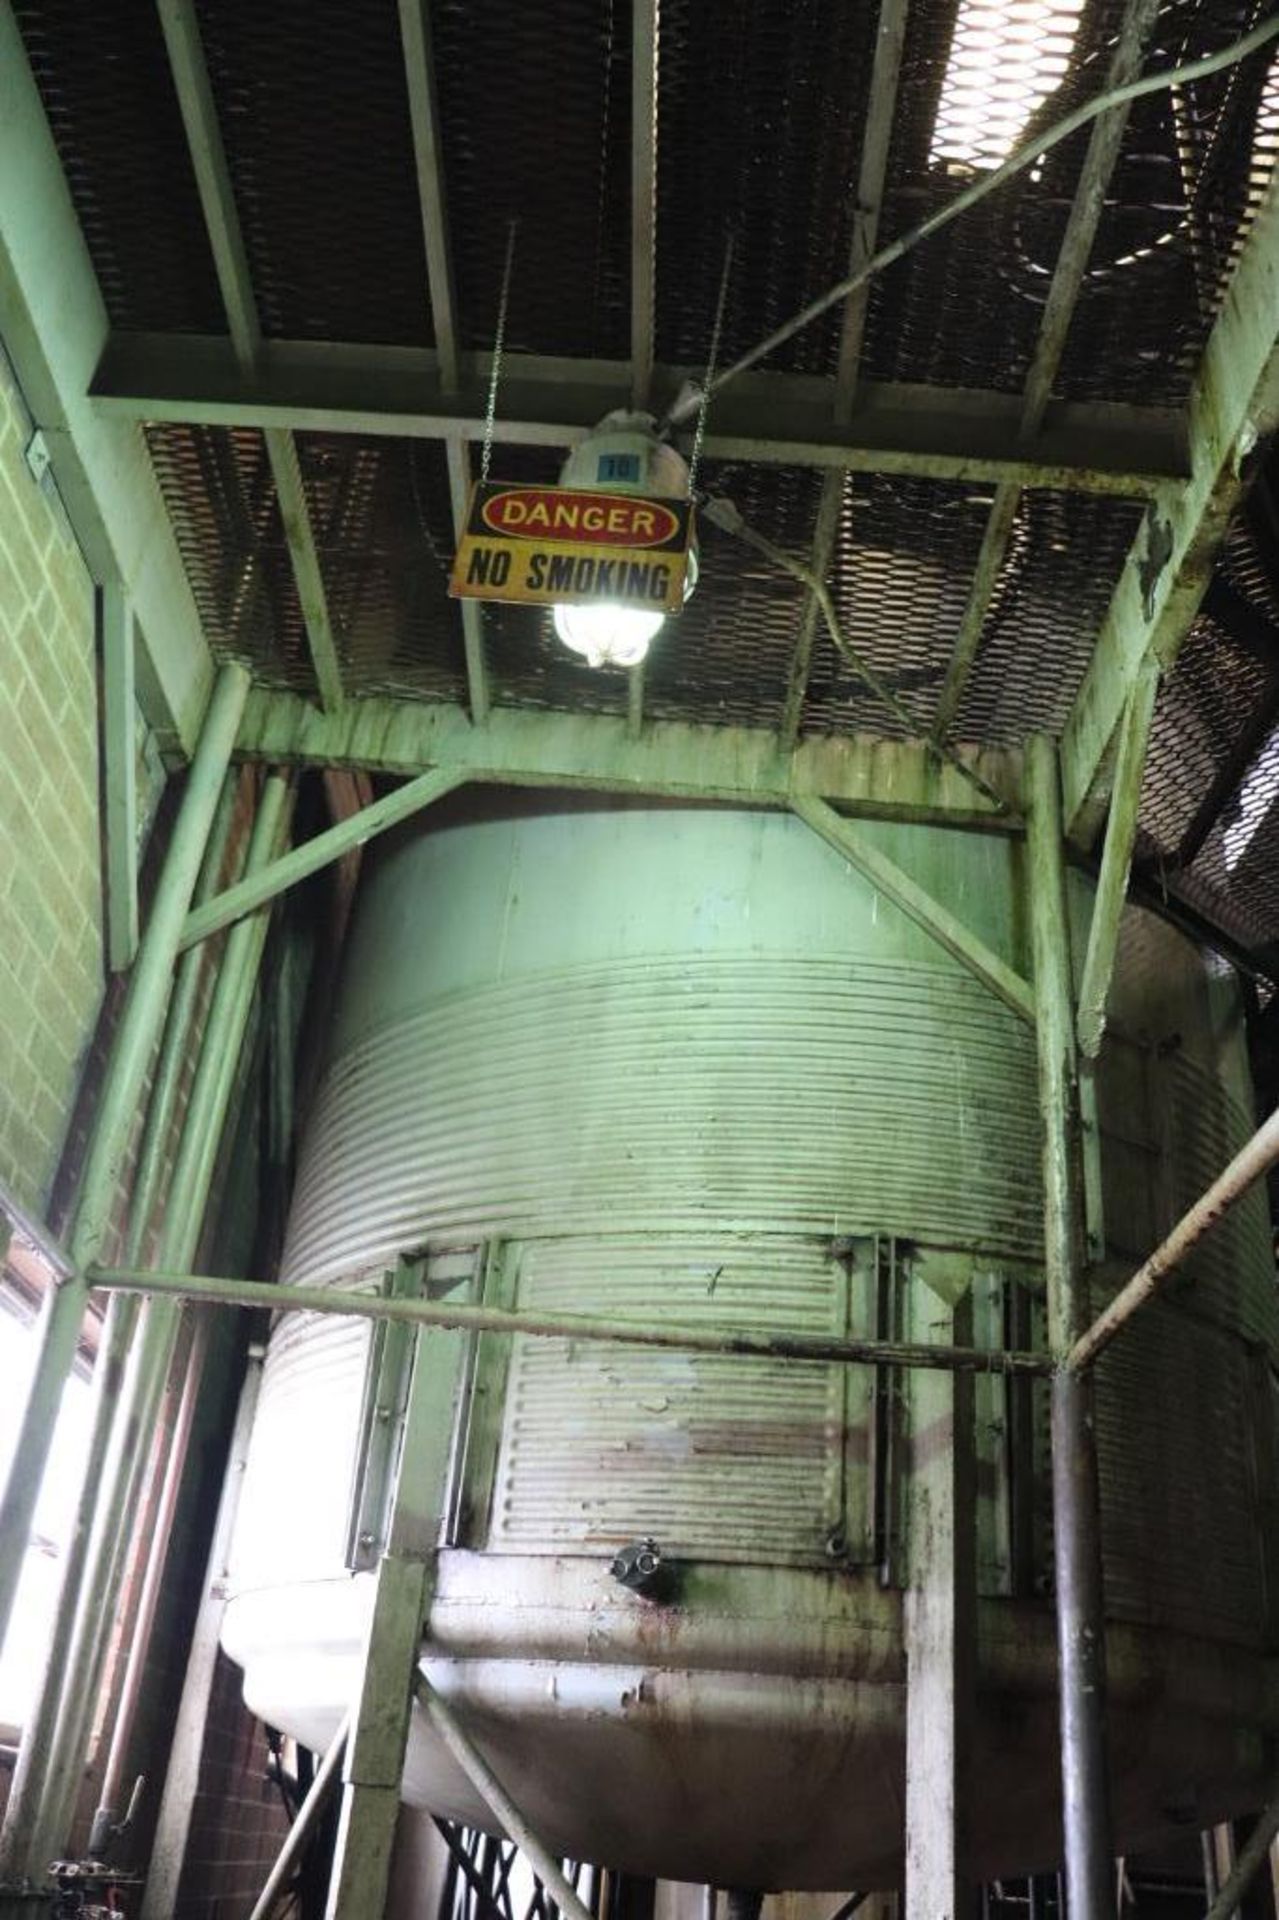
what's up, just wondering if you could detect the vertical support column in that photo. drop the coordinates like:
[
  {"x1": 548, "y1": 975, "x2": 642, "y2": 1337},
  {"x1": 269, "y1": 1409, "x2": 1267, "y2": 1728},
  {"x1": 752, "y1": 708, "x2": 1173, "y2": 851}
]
[
  {"x1": 325, "y1": 1298, "x2": 471, "y2": 1920},
  {"x1": 1026, "y1": 733, "x2": 1115, "y2": 1920},
  {"x1": 326, "y1": 1556, "x2": 430, "y2": 1920},
  {"x1": 7, "y1": 773, "x2": 294, "y2": 1882},
  {"x1": 903, "y1": 1280, "x2": 974, "y2": 1920},
  {"x1": 0, "y1": 661, "x2": 249, "y2": 1659}
]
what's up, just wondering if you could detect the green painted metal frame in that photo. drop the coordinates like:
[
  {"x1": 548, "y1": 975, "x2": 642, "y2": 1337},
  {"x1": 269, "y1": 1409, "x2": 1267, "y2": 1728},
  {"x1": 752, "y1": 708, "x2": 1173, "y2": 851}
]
[
  {"x1": 178, "y1": 766, "x2": 467, "y2": 951},
  {"x1": 0, "y1": 0, "x2": 212, "y2": 754},
  {"x1": 1061, "y1": 172, "x2": 1279, "y2": 844},
  {"x1": 3, "y1": 772, "x2": 294, "y2": 1884},
  {"x1": 155, "y1": 0, "x2": 344, "y2": 714},
  {"x1": 324, "y1": 1296, "x2": 471, "y2": 1920},
  {"x1": 88, "y1": 334, "x2": 1187, "y2": 498},
  {"x1": 0, "y1": 662, "x2": 247, "y2": 1662},
  {"x1": 793, "y1": 795, "x2": 1036, "y2": 1024},
  {"x1": 1075, "y1": 658, "x2": 1159, "y2": 1057},
  {"x1": 0, "y1": 771, "x2": 239, "y2": 1890},
  {"x1": 101, "y1": 584, "x2": 140, "y2": 972},
  {"x1": 234, "y1": 688, "x2": 1022, "y2": 823}
]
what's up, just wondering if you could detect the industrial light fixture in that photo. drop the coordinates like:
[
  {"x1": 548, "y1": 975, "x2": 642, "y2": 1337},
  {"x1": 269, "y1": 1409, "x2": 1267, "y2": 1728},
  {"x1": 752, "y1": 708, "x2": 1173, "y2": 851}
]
[
  {"x1": 552, "y1": 411, "x2": 697, "y2": 670},
  {"x1": 929, "y1": 0, "x2": 1084, "y2": 173}
]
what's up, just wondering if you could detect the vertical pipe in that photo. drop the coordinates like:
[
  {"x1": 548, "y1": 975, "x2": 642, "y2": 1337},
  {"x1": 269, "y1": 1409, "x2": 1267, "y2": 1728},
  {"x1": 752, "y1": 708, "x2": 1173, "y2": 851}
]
[
  {"x1": 8, "y1": 774, "x2": 292, "y2": 1881},
  {"x1": 138, "y1": 1352, "x2": 263, "y2": 1920},
  {"x1": 96, "y1": 1318, "x2": 208, "y2": 1817},
  {"x1": 0, "y1": 771, "x2": 239, "y2": 1879},
  {"x1": 0, "y1": 663, "x2": 249, "y2": 1655},
  {"x1": 1026, "y1": 734, "x2": 1114, "y2": 1920}
]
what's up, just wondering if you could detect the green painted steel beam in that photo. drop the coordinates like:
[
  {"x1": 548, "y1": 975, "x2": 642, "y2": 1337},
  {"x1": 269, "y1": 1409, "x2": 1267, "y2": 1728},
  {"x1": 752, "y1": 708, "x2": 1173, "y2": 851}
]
[
  {"x1": 0, "y1": 2, "x2": 211, "y2": 754},
  {"x1": 11, "y1": 774, "x2": 294, "y2": 1883},
  {"x1": 102, "y1": 585, "x2": 139, "y2": 971},
  {"x1": 179, "y1": 766, "x2": 468, "y2": 951},
  {"x1": 1075, "y1": 658, "x2": 1159, "y2": 1057},
  {"x1": 233, "y1": 687, "x2": 1024, "y2": 825},
  {"x1": 90, "y1": 334, "x2": 1188, "y2": 497},
  {"x1": 1062, "y1": 173, "x2": 1279, "y2": 844},
  {"x1": 792, "y1": 794, "x2": 1037, "y2": 1024},
  {"x1": 0, "y1": 661, "x2": 246, "y2": 1706},
  {"x1": 155, "y1": 0, "x2": 344, "y2": 714}
]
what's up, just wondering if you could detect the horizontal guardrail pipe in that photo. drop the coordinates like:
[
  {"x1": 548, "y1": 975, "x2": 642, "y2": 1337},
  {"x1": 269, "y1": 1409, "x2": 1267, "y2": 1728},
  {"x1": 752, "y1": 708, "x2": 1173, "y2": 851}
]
[
  {"x1": 87, "y1": 1266, "x2": 1052, "y2": 1377},
  {"x1": 1067, "y1": 1104, "x2": 1279, "y2": 1374}
]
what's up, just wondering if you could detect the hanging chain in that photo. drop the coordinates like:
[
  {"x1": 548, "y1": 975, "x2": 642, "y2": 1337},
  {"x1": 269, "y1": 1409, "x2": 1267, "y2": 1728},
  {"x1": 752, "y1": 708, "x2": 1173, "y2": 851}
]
[
  {"x1": 480, "y1": 220, "x2": 518, "y2": 486},
  {"x1": 687, "y1": 232, "x2": 735, "y2": 498}
]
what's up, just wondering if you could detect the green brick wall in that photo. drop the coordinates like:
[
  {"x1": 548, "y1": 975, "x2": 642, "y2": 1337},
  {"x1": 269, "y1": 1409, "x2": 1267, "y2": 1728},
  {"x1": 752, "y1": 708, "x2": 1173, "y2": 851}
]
[{"x1": 0, "y1": 352, "x2": 104, "y2": 1219}]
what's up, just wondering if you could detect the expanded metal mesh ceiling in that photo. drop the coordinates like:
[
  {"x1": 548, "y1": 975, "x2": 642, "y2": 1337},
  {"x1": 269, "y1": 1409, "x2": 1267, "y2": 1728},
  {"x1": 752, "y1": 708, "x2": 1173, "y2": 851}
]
[{"x1": 11, "y1": 0, "x2": 1279, "y2": 965}]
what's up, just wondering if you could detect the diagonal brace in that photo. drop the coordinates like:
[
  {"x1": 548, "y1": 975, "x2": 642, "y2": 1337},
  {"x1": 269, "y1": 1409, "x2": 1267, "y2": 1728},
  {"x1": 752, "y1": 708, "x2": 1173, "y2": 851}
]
[
  {"x1": 792, "y1": 796, "x2": 1035, "y2": 1025},
  {"x1": 178, "y1": 766, "x2": 467, "y2": 951},
  {"x1": 1075, "y1": 657, "x2": 1158, "y2": 1057}
]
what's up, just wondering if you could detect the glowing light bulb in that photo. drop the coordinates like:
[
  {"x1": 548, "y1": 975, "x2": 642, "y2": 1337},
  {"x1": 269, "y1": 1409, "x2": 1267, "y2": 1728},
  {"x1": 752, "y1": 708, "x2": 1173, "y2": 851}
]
[
  {"x1": 549, "y1": 412, "x2": 698, "y2": 670},
  {"x1": 552, "y1": 602, "x2": 665, "y2": 669}
]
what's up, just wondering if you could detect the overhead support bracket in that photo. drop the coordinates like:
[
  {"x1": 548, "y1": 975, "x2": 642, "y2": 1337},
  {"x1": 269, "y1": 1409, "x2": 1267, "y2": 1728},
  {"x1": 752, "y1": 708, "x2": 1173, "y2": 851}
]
[
  {"x1": 156, "y1": 0, "x2": 344, "y2": 713},
  {"x1": 1075, "y1": 657, "x2": 1158, "y2": 1057},
  {"x1": 178, "y1": 766, "x2": 468, "y2": 952},
  {"x1": 792, "y1": 795, "x2": 1036, "y2": 1025},
  {"x1": 1062, "y1": 173, "x2": 1279, "y2": 844}
]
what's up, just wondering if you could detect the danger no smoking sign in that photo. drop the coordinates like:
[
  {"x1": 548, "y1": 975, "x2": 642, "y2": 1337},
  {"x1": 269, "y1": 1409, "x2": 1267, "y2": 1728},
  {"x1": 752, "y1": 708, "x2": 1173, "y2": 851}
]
[{"x1": 450, "y1": 482, "x2": 694, "y2": 612}]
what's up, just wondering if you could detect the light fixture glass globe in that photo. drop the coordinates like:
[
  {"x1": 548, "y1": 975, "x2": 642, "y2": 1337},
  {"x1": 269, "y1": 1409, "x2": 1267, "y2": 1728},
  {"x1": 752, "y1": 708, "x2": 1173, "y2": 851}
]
[{"x1": 552, "y1": 602, "x2": 665, "y2": 669}]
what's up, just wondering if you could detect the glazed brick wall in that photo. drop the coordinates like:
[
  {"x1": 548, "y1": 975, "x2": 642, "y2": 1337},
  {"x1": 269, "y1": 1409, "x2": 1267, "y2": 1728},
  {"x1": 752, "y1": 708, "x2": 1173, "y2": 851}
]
[{"x1": 0, "y1": 350, "x2": 103, "y2": 1220}]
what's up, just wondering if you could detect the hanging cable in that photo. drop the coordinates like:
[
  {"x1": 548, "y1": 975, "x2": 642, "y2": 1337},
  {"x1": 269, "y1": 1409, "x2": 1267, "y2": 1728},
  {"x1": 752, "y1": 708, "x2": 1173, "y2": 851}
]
[
  {"x1": 480, "y1": 220, "x2": 519, "y2": 486},
  {"x1": 665, "y1": 15, "x2": 1279, "y2": 428},
  {"x1": 687, "y1": 233, "x2": 736, "y2": 497},
  {"x1": 701, "y1": 493, "x2": 1013, "y2": 816}
]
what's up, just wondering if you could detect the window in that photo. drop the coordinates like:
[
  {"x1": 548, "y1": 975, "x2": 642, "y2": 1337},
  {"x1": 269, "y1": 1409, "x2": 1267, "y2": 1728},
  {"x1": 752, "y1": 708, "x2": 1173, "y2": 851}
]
[{"x1": 0, "y1": 1288, "x2": 95, "y2": 1733}]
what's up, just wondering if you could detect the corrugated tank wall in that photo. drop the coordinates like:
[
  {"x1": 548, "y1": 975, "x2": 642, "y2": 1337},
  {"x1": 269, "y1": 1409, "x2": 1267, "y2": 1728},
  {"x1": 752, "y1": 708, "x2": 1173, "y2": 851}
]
[{"x1": 231, "y1": 799, "x2": 1275, "y2": 1632}]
